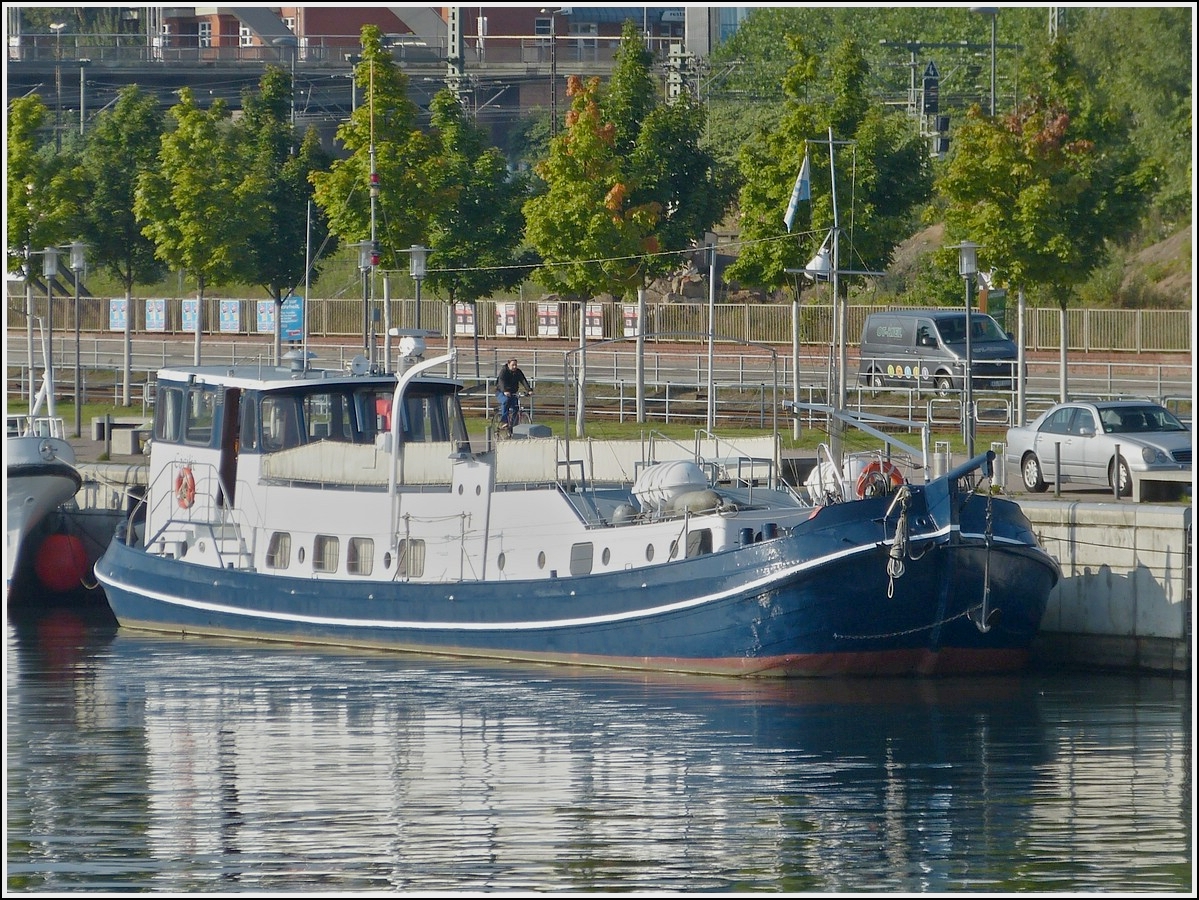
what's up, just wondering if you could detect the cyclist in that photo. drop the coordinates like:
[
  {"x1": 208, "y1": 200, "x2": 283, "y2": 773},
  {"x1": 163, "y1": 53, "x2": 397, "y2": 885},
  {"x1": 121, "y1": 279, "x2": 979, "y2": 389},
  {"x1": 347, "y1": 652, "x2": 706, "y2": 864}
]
[{"x1": 496, "y1": 357, "x2": 532, "y2": 435}]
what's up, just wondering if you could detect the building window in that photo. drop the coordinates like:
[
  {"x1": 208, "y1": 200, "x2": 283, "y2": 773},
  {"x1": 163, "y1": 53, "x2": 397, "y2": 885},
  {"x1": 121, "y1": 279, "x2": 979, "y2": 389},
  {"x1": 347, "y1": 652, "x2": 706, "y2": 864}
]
[
  {"x1": 239, "y1": 25, "x2": 254, "y2": 48},
  {"x1": 198, "y1": 22, "x2": 212, "y2": 48}
]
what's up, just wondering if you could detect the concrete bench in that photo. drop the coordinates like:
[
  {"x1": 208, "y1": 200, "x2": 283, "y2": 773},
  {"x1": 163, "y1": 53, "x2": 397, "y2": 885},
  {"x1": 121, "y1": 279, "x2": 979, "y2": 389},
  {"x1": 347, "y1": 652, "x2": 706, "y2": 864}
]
[
  {"x1": 92, "y1": 416, "x2": 152, "y2": 441},
  {"x1": 1131, "y1": 469, "x2": 1192, "y2": 502},
  {"x1": 112, "y1": 427, "x2": 149, "y2": 456}
]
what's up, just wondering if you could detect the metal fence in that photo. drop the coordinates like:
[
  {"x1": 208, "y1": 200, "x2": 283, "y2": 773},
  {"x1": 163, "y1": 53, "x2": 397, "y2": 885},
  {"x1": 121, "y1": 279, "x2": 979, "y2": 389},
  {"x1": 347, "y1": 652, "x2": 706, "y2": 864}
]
[{"x1": 9, "y1": 294, "x2": 1192, "y2": 355}]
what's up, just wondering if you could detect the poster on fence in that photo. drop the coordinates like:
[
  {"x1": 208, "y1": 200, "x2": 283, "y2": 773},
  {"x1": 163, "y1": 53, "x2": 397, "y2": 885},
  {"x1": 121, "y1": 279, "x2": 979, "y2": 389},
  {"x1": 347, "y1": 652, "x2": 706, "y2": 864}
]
[
  {"x1": 537, "y1": 302, "x2": 559, "y2": 337},
  {"x1": 108, "y1": 298, "x2": 128, "y2": 331},
  {"x1": 145, "y1": 298, "x2": 166, "y2": 332},
  {"x1": 219, "y1": 299, "x2": 240, "y2": 333},
  {"x1": 454, "y1": 302, "x2": 475, "y2": 336},
  {"x1": 182, "y1": 298, "x2": 199, "y2": 332},
  {"x1": 496, "y1": 301, "x2": 518, "y2": 336},
  {"x1": 585, "y1": 303, "x2": 605, "y2": 338},
  {"x1": 622, "y1": 304, "x2": 639, "y2": 337},
  {"x1": 256, "y1": 300, "x2": 274, "y2": 334},
  {"x1": 280, "y1": 294, "x2": 304, "y2": 341}
]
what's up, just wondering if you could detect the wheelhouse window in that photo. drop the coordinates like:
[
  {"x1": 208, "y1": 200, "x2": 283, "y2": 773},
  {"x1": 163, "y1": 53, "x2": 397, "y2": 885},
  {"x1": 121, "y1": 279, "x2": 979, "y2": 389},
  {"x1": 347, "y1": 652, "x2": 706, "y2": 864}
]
[
  {"x1": 155, "y1": 385, "x2": 185, "y2": 443},
  {"x1": 184, "y1": 384, "x2": 218, "y2": 446}
]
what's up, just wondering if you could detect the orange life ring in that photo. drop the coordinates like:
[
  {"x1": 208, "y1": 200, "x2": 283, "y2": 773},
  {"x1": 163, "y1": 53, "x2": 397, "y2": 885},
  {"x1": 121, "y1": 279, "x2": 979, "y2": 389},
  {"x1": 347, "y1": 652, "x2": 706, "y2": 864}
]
[
  {"x1": 174, "y1": 466, "x2": 196, "y2": 509},
  {"x1": 855, "y1": 459, "x2": 904, "y2": 499}
]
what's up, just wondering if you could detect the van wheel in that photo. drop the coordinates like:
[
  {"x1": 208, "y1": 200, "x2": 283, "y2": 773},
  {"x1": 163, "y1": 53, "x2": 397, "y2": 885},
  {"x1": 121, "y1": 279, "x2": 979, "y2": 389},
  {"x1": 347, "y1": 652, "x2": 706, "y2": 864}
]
[
  {"x1": 867, "y1": 371, "x2": 886, "y2": 390},
  {"x1": 933, "y1": 375, "x2": 955, "y2": 397}
]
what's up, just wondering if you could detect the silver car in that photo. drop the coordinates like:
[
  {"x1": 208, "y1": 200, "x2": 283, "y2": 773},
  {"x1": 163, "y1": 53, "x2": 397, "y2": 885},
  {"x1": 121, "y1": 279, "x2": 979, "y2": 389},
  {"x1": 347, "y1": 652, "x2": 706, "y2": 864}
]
[{"x1": 1005, "y1": 400, "x2": 1191, "y2": 496}]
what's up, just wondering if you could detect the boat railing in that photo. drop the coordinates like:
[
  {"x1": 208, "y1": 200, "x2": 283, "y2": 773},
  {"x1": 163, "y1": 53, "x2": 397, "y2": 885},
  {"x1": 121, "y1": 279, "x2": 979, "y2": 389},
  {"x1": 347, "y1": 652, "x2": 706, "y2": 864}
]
[
  {"x1": 6, "y1": 414, "x2": 67, "y2": 440},
  {"x1": 142, "y1": 460, "x2": 258, "y2": 569}
]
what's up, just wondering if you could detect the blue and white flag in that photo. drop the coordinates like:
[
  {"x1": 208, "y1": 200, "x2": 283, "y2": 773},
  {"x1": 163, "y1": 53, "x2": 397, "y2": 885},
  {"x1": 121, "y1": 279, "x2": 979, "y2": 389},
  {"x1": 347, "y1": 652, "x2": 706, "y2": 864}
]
[{"x1": 783, "y1": 152, "x2": 811, "y2": 233}]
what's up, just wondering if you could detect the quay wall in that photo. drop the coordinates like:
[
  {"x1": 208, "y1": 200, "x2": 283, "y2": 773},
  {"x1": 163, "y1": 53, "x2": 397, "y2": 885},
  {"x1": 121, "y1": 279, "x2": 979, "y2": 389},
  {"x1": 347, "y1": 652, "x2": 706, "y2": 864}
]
[{"x1": 1021, "y1": 499, "x2": 1192, "y2": 675}]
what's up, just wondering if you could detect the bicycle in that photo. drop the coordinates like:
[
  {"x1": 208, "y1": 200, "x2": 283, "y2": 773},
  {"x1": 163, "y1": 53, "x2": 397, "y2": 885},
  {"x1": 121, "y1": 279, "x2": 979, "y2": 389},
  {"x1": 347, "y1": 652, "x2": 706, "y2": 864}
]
[{"x1": 495, "y1": 390, "x2": 532, "y2": 438}]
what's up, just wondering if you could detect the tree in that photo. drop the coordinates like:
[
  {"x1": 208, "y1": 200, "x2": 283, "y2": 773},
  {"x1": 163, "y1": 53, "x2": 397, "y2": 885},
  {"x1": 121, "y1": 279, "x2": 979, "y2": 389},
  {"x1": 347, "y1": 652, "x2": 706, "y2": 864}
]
[
  {"x1": 422, "y1": 90, "x2": 533, "y2": 361},
  {"x1": 938, "y1": 38, "x2": 1148, "y2": 402},
  {"x1": 80, "y1": 85, "x2": 166, "y2": 294},
  {"x1": 135, "y1": 87, "x2": 250, "y2": 364},
  {"x1": 727, "y1": 36, "x2": 932, "y2": 294},
  {"x1": 79, "y1": 84, "x2": 166, "y2": 405},
  {"x1": 237, "y1": 66, "x2": 332, "y2": 363},
  {"x1": 310, "y1": 24, "x2": 436, "y2": 335},
  {"x1": 523, "y1": 75, "x2": 659, "y2": 300}
]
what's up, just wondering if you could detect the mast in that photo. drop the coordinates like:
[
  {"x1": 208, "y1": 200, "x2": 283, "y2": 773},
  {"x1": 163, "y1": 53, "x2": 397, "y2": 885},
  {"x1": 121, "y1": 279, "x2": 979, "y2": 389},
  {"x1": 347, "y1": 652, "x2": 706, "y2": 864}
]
[
  {"x1": 828, "y1": 127, "x2": 845, "y2": 463},
  {"x1": 368, "y1": 58, "x2": 380, "y2": 365}
]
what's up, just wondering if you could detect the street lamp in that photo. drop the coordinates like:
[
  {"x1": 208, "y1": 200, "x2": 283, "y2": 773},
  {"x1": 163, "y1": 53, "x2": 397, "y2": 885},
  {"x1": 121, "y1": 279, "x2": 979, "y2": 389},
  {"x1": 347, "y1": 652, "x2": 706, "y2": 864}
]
[
  {"x1": 69, "y1": 241, "x2": 85, "y2": 437},
  {"x1": 958, "y1": 240, "x2": 979, "y2": 458},
  {"x1": 271, "y1": 35, "x2": 298, "y2": 125},
  {"x1": 409, "y1": 244, "x2": 427, "y2": 330},
  {"x1": 42, "y1": 247, "x2": 59, "y2": 417},
  {"x1": 540, "y1": 8, "x2": 560, "y2": 136},
  {"x1": 358, "y1": 240, "x2": 376, "y2": 351},
  {"x1": 50, "y1": 22, "x2": 66, "y2": 151},
  {"x1": 970, "y1": 6, "x2": 998, "y2": 116}
]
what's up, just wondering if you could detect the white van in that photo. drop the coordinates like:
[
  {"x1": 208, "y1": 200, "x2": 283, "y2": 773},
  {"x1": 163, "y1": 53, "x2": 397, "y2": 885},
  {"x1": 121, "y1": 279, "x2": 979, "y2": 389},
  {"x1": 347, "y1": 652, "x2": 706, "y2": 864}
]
[{"x1": 857, "y1": 310, "x2": 1017, "y2": 393}]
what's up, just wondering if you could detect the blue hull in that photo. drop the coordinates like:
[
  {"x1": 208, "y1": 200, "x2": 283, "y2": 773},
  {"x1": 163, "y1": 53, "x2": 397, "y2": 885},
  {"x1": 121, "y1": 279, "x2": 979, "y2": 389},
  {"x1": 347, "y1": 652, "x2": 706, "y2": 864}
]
[{"x1": 95, "y1": 493, "x2": 1058, "y2": 677}]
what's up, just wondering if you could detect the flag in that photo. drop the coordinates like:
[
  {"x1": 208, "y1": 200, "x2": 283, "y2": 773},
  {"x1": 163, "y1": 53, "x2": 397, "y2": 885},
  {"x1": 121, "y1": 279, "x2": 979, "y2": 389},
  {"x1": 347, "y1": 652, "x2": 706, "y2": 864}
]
[{"x1": 783, "y1": 152, "x2": 811, "y2": 233}]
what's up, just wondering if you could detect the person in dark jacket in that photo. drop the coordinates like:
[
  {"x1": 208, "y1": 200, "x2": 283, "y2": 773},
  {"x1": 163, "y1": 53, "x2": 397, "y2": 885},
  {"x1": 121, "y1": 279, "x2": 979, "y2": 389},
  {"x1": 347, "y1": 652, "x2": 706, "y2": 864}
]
[{"x1": 496, "y1": 358, "x2": 532, "y2": 432}]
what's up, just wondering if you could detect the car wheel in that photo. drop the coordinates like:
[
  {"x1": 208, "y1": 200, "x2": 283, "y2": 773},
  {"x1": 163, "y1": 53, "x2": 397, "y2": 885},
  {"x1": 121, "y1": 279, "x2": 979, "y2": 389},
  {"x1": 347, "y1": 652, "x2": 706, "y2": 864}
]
[
  {"x1": 1112, "y1": 456, "x2": 1133, "y2": 498},
  {"x1": 933, "y1": 375, "x2": 954, "y2": 398},
  {"x1": 1022, "y1": 453, "x2": 1047, "y2": 493}
]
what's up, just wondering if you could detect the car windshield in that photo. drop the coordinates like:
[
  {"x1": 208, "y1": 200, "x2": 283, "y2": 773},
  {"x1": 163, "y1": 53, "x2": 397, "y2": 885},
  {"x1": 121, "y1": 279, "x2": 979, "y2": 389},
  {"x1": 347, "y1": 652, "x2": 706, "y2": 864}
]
[
  {"x1": 935, "y1": 314, "x2": 1007, "y2": 344},
  {"x1": 1099, "y1": 406, "x2": 1189, "y2": 434}
]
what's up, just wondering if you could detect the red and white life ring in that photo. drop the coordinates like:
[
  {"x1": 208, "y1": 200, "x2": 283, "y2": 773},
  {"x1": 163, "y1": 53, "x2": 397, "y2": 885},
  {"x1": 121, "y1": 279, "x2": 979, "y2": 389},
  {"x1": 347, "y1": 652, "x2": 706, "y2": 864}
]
[
  {"x1": 174, "y1": 466, "x2": 196, "y2": 509},
  {"x1": 855, "y1": 460, "x2": 904, "y2": 499}
]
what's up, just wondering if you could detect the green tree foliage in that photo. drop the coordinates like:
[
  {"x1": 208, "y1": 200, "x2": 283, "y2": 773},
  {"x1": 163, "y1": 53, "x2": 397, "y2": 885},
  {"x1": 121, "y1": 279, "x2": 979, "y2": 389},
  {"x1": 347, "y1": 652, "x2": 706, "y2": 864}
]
[
  {"x1": 237, "y1": 66, "x2": 332, "y2": 305},
  {"x1": 728, "y1": 36, "x2": 932, "y2": 294},
  {"x1": 310, "y1": 25, "x2": 435, "y2": 269},
  {"x1": 524, "y1": 76, "x2": 655, "y2": 299},
  {"x1": 938, "y1": 38, "x2": 1148, "y2": 308},
  {"x1": 523, "y1": 24, "x2": 731, "y2": 299},
  {"x1": 78, "y1": 85, "x2": 166, "y2": 295},
  {"x1": 6, "y1": 95, "x2": 80, "y2": 276},
  {"x1": 134, "y1": 88, "x2": 250, "y2": 309},
  {"x1": 423, "y1": 90, "x2": 533, "y2": 306}
]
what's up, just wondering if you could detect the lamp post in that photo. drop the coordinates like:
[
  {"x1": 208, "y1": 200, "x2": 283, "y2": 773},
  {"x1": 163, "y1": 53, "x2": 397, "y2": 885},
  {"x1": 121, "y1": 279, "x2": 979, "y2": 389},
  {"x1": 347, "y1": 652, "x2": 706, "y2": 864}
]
[
  {"x1": 42, "y1": 247, "x2": 58, "y2": 417},
  {"x1": 540, "y1": 8, "x2": 560, "y2": 136},
  {"x1": 50, "y1": 22, "x2": 66, "y2": 151},
  {"x1": 358, "y1": 240, "x2": 374, "y2": 351},
  {"x1": 957, "y1": 240, "x2": 979, "y2": 458},
  {"x1": 69, "y1": 241, "x2": 85, "y2": 437},
  {"x1": 409, "y1": 244, "x2": 427, "y2": 330},
  {"x1": 970, "y1": 6, "x2": 998, "y2": 116},
  {"x1": 271, "y1": 35, "x2": 298, "y2": 125}
]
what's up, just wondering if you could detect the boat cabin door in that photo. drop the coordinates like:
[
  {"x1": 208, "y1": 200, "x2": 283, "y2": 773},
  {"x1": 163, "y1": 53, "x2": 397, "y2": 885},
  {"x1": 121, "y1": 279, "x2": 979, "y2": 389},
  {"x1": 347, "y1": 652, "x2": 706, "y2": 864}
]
[{"x1": 217, "y1": 388, "x2": 242, "y2": 507}]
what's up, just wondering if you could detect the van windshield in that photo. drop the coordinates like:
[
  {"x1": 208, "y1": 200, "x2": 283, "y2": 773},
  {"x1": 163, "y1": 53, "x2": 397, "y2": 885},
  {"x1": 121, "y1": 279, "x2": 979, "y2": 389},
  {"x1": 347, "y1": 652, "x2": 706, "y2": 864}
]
[{"x1": 936, "y1": 314, "x2": 1007, "y2": 344}]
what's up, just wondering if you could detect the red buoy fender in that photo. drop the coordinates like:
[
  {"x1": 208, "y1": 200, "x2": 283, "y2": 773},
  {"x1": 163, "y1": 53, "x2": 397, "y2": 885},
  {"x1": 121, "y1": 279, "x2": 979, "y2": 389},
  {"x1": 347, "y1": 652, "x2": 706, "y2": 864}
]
[
  {"x1": 174, "y1": 466, "x2": 196, "y2": 509},
  {"x1": 33, "y1": 533, "x2": 90, "y2": 593},
  {"x1": 855, "y1": 460, "x2": 905, "y2": 499}
]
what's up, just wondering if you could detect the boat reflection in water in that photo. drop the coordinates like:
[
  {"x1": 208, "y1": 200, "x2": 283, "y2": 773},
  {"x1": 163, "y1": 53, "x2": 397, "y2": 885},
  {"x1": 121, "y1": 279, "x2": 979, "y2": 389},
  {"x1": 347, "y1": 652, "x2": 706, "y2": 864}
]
[{"x1": 15, "y1": 604, "x2": 1187, "y2": 893}]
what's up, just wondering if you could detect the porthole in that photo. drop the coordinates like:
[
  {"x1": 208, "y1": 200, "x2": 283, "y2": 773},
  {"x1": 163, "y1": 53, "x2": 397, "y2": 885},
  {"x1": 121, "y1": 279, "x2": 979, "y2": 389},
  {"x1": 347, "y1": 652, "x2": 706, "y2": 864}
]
[
  {"x1": 458, "y1": 484, "x2": 464, "y2": 495},
  {"x1": 384, "y1": 552, "x2": 392, "y2": 569},
  {"x1": 537, "y1": 551, "x2": 546, "y2": 569},
  {"x1": 669, "y1": 539, "x2": 679, "y2": 559},
  {"x1": 601, "y1": 547, "x2": 611, "y2": 566},
  {"x1": 645, "y1": 544, "x2": 655, "y2": 562},
  {"x1": 498, "y1": 552, "x2": 506, "y2": 571},
  {"x1": 298, "y1": 546, "x2": 306, "y2": 563},
  {"x1": 476, "y1": 485, "x2": 482, "y2": 495}
]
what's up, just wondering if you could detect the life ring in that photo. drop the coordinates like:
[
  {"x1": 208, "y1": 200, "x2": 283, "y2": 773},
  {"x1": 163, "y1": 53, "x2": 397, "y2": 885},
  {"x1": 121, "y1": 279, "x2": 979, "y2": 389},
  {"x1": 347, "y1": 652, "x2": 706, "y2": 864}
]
[
  {"x1": 174, "y1": 466, "x2": 196, "y2": 509},
  {"x1": 855, "y1": 460, "x2": 904, "y2": 499}
]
